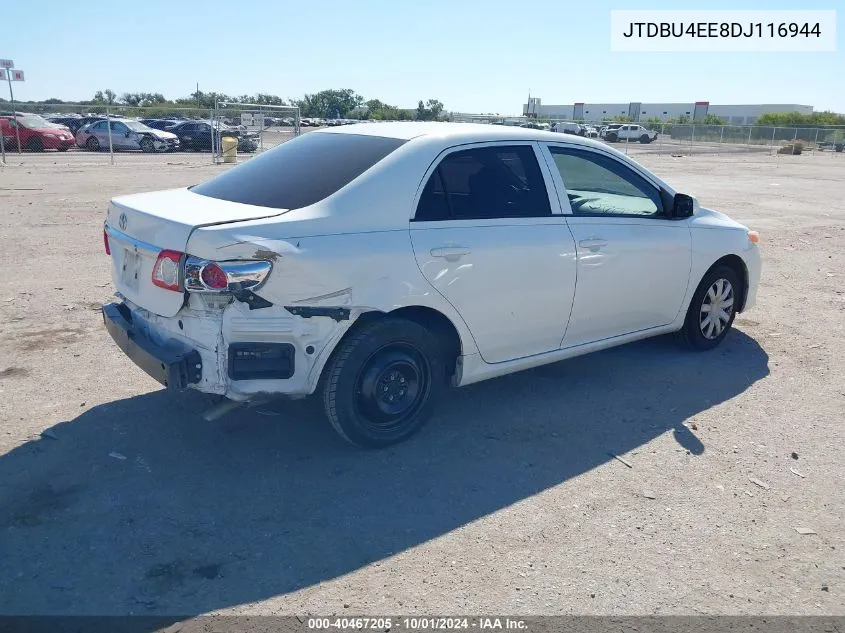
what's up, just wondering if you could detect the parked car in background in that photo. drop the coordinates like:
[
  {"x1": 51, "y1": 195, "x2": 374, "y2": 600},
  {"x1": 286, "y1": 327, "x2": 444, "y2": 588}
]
[
  {"x1": 46, "y1": 115, "x2": 89, "y2": 134},
  {"x1": 139, "y1": 119, "x2": 183, "y2": 131},
  {"x1": 0, "y1": 114, "x2": 75, "y2": 151},
  {"x1": 599, "y1": 123, "x2": 623, "y2": 140},
  {"x1": 584, "y1": 126, "x2": 599, "y2": 138},
  {"x1": 604, "y1": 124, "x2": 658, "y2": 144},
  {"x1": 553, "y1": 121, "x2": 585, "y2": 136},
  {"x1": 76, "y1": 119, "x2": 180, "y2": 152},
  {"x1": 101, "y1": 122, "x2": 760, "y2": 448},
  {"x1": 167, "y1": 121, "x2": 258, "y2": 152}
]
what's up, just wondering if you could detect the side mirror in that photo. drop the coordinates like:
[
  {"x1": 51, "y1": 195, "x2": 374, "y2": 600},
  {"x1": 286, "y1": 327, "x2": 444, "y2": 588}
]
[{"x1": 672, "y1": 193, "x2": 696, "y2": 218}]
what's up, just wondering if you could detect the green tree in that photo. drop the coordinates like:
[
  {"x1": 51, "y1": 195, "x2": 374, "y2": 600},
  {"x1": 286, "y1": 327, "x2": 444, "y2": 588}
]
[
  {"x1": 757, "y1": 110, "x2": 845, "y2": 127},
  {"x1": 93, "y1": 89, "x2": 117, "y2": 105},
  {"x1": 701, "y1": 114, "x2": 727, "y2": 125},
  {"x1": 296, "y1": 89, "x2": 364, "y2": 118}
]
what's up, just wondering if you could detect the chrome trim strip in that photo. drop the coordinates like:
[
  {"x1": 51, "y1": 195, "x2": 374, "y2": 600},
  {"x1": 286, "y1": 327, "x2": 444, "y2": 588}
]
[{"x1": 104, "y1": 224, "x2": 160, "y2": 255}]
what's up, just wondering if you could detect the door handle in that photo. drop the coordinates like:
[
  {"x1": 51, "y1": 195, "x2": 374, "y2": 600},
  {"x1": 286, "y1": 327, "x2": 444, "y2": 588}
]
[
  {"x1": 578, "y1": 238, "x2": 607, "y2": 251},
  {"x1": 430, "y1": 246, "x2": 471, "y2": 259}
]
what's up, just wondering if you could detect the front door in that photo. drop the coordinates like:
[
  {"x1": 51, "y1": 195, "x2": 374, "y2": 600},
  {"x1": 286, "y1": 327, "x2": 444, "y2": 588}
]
[
  {"x1": 410, "y1": 142, "x2": 577, "y2": 364},
  {"x1": 541, "y1": 144, "x2": 692, "y2": 348}
]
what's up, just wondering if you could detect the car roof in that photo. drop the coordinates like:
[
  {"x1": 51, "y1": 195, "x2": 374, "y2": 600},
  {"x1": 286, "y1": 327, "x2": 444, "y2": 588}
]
[{"x1": 316, "y1": 121, "x2": 608, "y2": 150}]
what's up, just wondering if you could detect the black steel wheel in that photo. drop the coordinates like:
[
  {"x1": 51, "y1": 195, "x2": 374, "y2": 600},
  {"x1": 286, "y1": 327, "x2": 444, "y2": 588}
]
[
  {"x1": 321, "y1": 317, "x2": 447, "y2": 448},
  {"x1": 86, "y1": 136, "x2": 100, "y2": 151}
]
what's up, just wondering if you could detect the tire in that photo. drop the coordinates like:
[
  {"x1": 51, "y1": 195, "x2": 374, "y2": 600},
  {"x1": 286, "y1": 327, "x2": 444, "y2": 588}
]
[
  {"x1": 140, "y1": 137, "x2": 155, "y2": 153},
  {"x1": 27, "y1": 137, "x2": 43, "y2": 152},
  {"x1": 321, "y1": 317, "x2": 446, "y2": 448},
  {"x1": 86, "y1": 136, "x2": 100, "y2": 152},
  {"x1": 57, "y1": 146, "x2": 69, "y2": 152},
  {"x1": 607, "y1": 133, "x2": 617, "y2": 142},
  {"x1": 639, "y1": 135, "x2": 650, "y2": 144},
  {"x1": 681, "y1": 266, "x2": 740, "y2": 351}
]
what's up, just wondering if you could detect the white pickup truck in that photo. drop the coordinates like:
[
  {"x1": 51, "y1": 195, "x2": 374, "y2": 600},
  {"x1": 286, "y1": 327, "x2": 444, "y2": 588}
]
[{"x1": 603, "y1": 124, "x2": 658, "y2": 144}]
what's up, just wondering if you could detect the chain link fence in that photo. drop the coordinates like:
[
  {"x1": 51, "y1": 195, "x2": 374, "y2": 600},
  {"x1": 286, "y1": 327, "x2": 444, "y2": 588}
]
[
  {"x1": 2, "y1": 105, "x2": 844, "y2": 165},
  {"x1": 506, "y1": 117, "x2": 845, "y2": 158},
  {"x1": 0, "y1": 101, "x2": 301, "y2": 165}
]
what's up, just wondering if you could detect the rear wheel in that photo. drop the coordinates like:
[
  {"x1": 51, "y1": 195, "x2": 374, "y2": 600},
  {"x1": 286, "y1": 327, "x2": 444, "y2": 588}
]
[
  {"x1": 321, "y1": 317, "x2": 446, "y2": 448},
  {"x1": 27, "y1": 137, "x2": 43, "y2": 152},
  {"x1": 681, "y1": 266, "x2": 740, "y2": 350},
  {"x1": 86, "y1": 136, "x2": 100, "y2": 151},
  {"x1": 606, "y1": 133, "x2": 618, "y2": 142},
  {"x1": 140, "y1": 137, "x2": 156, "y2": 153},
  {"x1": 640, "y1": 134, "x2": 651, "y2": 144}
]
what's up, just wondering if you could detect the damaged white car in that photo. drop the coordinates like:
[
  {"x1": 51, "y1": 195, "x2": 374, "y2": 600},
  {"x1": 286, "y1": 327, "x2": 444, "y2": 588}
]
[{"x1": 102, "y1": 122, "x2": 760, "y2": 447}]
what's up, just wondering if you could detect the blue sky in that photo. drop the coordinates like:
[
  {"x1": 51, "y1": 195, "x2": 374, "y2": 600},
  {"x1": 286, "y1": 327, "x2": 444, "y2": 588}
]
[{"x1": 3, "y1": 0, "x2": 842, "y2": 113}]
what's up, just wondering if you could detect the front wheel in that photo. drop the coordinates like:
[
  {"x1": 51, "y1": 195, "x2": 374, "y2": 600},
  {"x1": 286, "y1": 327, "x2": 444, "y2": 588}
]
[
  {"x1": 606, "y1": 133, "x2": 618, "y2": 142},
  {"x1": 27, "y1": 137, "x2": 44, "y2": 152},
  {"x1": 321, "y1": 318, "x2": 446, "y2": 448},
  {"x1": 681, "y1": 266, "x2": 740, "y2": 350},
  {"x1": 640, "y1": 135, "x2": 651, "y2": 144},
  {"x1": 86, "y1": 136, "x2": 100, "y2": 151},
  {"x1": 139, "y1": 137, "x2": 155, "y2": 153}
]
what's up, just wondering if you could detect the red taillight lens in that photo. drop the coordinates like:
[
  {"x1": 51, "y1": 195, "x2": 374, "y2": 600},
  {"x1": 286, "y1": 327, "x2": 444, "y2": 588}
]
[
  {"x1": 151, "y1": 250, "x2": 183, "y2": 291},
  {"x1": 200, "y1": 262, "x2": 228, "y2": 290},
  {"x1": 103, "y1": 229, "x2": 111, "y2": 255}
]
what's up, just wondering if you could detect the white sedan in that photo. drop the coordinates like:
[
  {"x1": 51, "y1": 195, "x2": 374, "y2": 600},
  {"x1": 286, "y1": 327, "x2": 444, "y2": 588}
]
[{"x1": 102, "y1": 123, "x2": 760, "y2": 447}]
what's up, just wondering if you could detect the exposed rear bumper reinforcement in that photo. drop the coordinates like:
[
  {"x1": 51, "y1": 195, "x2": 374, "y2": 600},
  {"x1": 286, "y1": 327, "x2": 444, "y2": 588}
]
[
  {"x1": 284, "y1": 306, "x2": 350, "y2": 322},
  {"x1": 102, "y1": 302, "x2": 202, "y2": 390}
]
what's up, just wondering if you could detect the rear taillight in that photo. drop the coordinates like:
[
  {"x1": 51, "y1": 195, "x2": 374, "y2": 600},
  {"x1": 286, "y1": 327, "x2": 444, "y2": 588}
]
[
  {"x1": 103, "y1": 229, "x2": 111, "y2": 255},
  {"x1": 200, "y1": 262, "x2": 228, "y2": 290},
  {"x1": 151, "y1": 250, "x2": 183, "y2": 292},
  {"x1": 184, "y1": 256, "x2": 272, "y2": 293}
]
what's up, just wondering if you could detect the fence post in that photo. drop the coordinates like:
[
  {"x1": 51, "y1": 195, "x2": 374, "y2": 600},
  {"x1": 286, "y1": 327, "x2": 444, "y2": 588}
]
[
  {"x1": 658, "y1": 124, "x2": 663, "y2": 156},
  {"x1": 792, "y1": 128, "x2": 798, "y2": 155},
  {"x1": 106, "y1": 106, "x2": 114, "y2": 166},
  {"x1": 0, "y1": 120, "x2": 5, "y2": 165},
  {"x1": 770, "y1": 126, "x2": 777, "y2": 155},
  {"x1": 690, "y1": 125, "x2": 695, "y2": 156},
  {"x1": 813, "y1": 128, "x2": 819, "y2": 156},
  {"x1": 747, "y1": 126, "x2": 753, "y2": 148},
  {"x1": 210, "y1": 106, "x2": 216, "y2": 164},
  {"x1": 718, "y1": 125, "x2": 724, "y2": 156}
]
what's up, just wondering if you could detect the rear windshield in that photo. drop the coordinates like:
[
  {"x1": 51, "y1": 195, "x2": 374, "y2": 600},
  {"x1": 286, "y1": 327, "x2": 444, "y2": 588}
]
[{"x1": 191, "y1": 132, "x2": 406, "y2": 209}]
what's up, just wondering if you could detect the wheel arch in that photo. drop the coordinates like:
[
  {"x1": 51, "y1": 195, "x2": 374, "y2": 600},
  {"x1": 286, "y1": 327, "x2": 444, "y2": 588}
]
[
  {"x1": 705, "y1": 254, "x2": 749, "y2": 312},
  {"x1": 314, "y1": 305, "x2": 466, "y2": 392}
]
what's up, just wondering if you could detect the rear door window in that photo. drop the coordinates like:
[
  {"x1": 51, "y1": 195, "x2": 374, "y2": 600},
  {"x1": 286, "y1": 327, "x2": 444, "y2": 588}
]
[
  {"x1": 191, "y1": 132, "x2": 406, "y2": 210},
  {"x1": 415, "y1": 145, "x2": 551, "y2": 220}
]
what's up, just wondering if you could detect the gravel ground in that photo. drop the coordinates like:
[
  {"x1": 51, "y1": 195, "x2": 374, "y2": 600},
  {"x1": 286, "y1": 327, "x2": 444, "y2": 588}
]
[{"x1": 0, "y1": 151, "x2": 843, "y2": 619}]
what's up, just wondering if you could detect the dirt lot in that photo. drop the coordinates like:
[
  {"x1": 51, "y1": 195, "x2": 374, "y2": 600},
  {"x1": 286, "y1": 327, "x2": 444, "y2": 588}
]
[{"x1": 0, "y1": 150, "x2": 843, "y2": 619}]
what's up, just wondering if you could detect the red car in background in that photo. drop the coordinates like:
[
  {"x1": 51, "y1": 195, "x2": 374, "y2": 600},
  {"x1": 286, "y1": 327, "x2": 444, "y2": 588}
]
[{"x1": 0, "y1": 114, "x2": 75, "y2": 151}]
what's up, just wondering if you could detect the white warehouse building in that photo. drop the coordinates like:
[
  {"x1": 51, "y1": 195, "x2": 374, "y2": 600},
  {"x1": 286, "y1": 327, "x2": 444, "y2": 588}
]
[{"x1": 522, "y1": 99, "x2": 814, "y2": 125}]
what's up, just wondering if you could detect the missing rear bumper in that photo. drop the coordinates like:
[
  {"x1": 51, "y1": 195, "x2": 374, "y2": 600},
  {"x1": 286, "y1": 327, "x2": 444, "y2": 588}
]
[{"x1": 103, "y1": 302, "x2": 202, "y2": 390}]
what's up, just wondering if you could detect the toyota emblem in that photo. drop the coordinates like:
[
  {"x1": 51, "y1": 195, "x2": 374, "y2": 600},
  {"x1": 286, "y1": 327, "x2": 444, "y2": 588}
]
[{"x1": 118, "y1": 212, "x2": 128, "y2": 231}]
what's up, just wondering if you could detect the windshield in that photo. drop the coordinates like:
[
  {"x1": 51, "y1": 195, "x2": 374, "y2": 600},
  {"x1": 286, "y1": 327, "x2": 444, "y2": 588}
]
[
  {"x1": 191, "y1": 132, "x2": 407, "y2": 210},
  {"x1": 124, "y1": 121, "x2": 150, "y2": 132},
  {"x1": 18, "y1": 115, "x2": 61, "y2": 130}
]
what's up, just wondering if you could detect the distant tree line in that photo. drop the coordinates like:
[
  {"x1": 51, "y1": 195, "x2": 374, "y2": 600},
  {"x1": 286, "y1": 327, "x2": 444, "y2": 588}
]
[{"x1": 0, "y1": 88, "x2": 447, "y2": 121}]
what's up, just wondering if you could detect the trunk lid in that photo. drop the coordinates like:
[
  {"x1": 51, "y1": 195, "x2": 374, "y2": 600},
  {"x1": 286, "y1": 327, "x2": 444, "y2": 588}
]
[{"x1": 105, "y1": 188, "x2": 285, "y2": 317}]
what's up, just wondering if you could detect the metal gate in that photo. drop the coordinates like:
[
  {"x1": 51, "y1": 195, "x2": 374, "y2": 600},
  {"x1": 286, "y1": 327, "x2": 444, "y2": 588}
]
[{"x1": 212, "y1": 102, "x2": 301, "y2": 163}]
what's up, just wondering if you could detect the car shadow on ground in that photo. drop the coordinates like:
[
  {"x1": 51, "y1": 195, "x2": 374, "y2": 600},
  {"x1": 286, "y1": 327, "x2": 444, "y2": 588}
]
[{"x1": 0, "y1": 330, "x2": 768, "y2": 621}]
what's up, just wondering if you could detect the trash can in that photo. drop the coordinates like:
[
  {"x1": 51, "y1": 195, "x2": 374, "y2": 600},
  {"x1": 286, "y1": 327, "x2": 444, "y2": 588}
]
[{"x1": 221, "y1": 136, "x2": 238, "y2": 163}]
